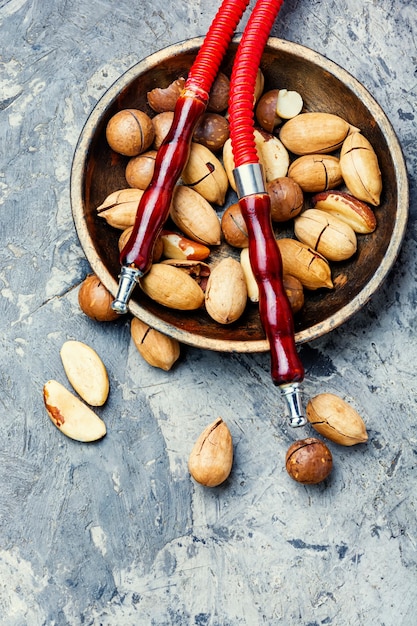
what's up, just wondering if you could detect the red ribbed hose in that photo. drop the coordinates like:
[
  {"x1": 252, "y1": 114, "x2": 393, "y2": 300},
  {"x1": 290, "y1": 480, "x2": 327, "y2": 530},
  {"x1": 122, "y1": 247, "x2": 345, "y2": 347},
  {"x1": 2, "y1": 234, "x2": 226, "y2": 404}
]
[
  {"x1": 120, "y1": 0, "x2": 250, "y2": 274},
  {"x1": 229, "y1": 0, "x2": 284, "y2": 166},
  {"x1": 186, "y1": 0, "x2": 251, "y2": 94}
]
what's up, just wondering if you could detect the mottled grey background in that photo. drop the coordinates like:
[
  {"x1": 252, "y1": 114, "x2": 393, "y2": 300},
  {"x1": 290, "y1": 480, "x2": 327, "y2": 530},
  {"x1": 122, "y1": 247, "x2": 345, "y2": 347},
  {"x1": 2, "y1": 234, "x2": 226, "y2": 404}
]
[{"x1": 0, "y1": 0, "x2": 416, "y2": 624}]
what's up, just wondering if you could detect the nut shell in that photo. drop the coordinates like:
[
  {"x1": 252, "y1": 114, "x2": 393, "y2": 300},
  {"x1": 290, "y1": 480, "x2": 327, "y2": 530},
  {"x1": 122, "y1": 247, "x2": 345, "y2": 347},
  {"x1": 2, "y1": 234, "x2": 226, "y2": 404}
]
[
  {"x1": 188, "y1": 418, "x2": 233, "y2": 487},
  {"x1": 125, "y1": 150, "x2": 157, "y2": 189},
  {"x1": 106, "y1": 109, "x2": 155, "y2": 157},
  {"x1": 267, "y1": 176, "x2": 304, "y2": 222},
  {"x1": 131, "y1": 318, "x2": 180, "y2": 371},
  {"x1": 276, "y1": 238, "x2": 333, "y2": 290},
  {"x1": 181, "y1": 142, "x2": 228, "y2": 205},
  {"x1": 294, "y1": 209, "x2": 357, "y2": 262},
  {"x1": 279, "y1": 112, "x2": 357, "y2": 155},
  {"x1": 288, "y1": 154, "x2": 343, "y2": 193},
  {"x1": 221, "y1": 202, "x2": 249, "y2": 248},
  {"x1": 205, "y1": 257, "x2": 247, "y2": 324},
  {"x1": 306, "y1": 393, "x2": 368, "y2": 446},
  {"x1": 340, "y1": 132, "x2": 382, "y2": 206},
  {"x1": 78, "y1": 274, "x2": 120, "y2": 322},
  {"x1": 255, "y1": 89, "x2": 281, "y2": 133},
  {"x1": 139, "y1": 263, "x2": 205, "y2": 310},
  {"x1": 147, "y1": 77, "x2": 185, "y2": 112},
  {"x1": 170, "y1": 185, "x2": 221, "y2": 245},
  {"x1": 207, "y1": 72, "x2": 230, "y2": 113},
  {"x1": 193, "y1": 113, "x2": 230, "y2": 152}
]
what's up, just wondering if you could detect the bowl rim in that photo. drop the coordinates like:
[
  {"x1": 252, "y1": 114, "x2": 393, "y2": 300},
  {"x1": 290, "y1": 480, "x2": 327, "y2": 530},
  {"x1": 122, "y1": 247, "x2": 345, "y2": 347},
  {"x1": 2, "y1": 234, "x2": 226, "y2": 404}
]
[{"x1": 70, "y1": 35, "x2": 409, "y2": 352}]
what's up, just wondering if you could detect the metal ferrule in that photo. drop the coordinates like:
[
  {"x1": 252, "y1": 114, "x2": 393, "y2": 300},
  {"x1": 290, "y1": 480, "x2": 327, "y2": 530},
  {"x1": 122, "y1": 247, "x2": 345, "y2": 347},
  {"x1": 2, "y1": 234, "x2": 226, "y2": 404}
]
[
  {"x1": 280, "y1": 382, "x2": 307, "y2": 428},
  {"x1": 111, "y1": 265, "x2": 143, "y2": 314},
  {"x1": 233, "y1": 163, "x2": 266, "y2": 199}
]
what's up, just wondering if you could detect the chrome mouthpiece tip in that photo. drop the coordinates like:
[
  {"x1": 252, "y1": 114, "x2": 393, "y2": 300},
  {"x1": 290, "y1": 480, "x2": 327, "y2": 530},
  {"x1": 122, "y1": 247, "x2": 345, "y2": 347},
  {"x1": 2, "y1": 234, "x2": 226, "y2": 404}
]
[
  {"x1": 111, "y1": 299, "x2": 129, "y2": 315},
  {"x1": 280, "y1": 382, "x2": 307, "y2": 428},
  {"x1": 111, "y1": 265, "x2": 142, "y2": 315}
]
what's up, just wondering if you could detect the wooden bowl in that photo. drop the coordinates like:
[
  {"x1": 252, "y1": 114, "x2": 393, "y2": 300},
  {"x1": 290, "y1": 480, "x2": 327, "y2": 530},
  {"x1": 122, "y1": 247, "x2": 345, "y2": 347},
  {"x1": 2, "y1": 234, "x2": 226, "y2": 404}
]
[{"x1": 70, "y1": 36, "x2": 408, "y2": 352}]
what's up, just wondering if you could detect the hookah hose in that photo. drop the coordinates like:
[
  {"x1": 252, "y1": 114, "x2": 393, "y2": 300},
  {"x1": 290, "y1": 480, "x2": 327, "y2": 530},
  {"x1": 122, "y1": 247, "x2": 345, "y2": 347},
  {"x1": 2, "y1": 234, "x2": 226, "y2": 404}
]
[
  {"x1": 112, "y1": 0, "x2": 250, "y2": 313},
  {"x1": 229, "y1": 0, "x2": 306, "y2": 426}
]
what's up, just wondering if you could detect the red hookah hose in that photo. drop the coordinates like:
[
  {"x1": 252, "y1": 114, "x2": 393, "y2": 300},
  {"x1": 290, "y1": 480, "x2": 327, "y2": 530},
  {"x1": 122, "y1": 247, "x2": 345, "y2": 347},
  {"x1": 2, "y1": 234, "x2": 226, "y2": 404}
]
[
  {"x1": 228, "y1": 0, "x2": 305, "y2": 387},
  {"x1": 120, "y1": 0, "x2": 250, "y2": 274}
]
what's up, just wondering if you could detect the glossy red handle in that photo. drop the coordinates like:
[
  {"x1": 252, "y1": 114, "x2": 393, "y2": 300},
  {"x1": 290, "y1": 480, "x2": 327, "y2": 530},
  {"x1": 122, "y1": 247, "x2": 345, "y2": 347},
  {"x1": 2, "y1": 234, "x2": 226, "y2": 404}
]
[
  {"x1": 120, "y1": 94, "x2": 206, "y2": 273},
  {"x1": 239, "y1": 193, "x2": 305, "y2": 386}
]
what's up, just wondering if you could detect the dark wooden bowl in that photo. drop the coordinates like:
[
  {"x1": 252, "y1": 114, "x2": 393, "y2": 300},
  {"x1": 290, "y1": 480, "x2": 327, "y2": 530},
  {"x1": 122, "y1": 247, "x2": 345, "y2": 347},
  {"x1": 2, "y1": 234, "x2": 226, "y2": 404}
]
[{"x1": 70, "y1": 36, "x2": 408, "y2": 352}]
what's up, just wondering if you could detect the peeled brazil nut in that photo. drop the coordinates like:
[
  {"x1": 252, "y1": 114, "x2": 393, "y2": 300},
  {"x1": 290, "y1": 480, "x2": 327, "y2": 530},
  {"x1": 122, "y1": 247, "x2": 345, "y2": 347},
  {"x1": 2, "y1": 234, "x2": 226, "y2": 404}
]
[
  {"x1": 60, "y1": 340, "x2": 109, "y2": 406},
  {"x1": 294, "y1": 209, "x2": 357, "y2": 262},
  {"x1": 279, "y1": 112, "x2": 358, "y2": 155},
  {"x1": 43, "y1": 380, "x2": 106, "y2": 442},
  {"x1": 306, "y1": 392, "x2": 368, "y2": 446},
  {"x1": 139, "y1": 263, "x2": 205, "y2": 310},
  {"x1": 311, "y1": 190, "x2": 377, "y2": 234}
]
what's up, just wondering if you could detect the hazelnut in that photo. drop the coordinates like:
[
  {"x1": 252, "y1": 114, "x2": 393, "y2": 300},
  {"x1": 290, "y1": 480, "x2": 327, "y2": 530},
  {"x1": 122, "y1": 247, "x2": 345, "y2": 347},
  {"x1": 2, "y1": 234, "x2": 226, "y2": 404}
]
[
  {"x1": 106, "y1": 109, "x2": 154, "y2": 157},
  {"x1": 152, "y1": 111, "x2": 174, "y2": 149},
  {"x1": 78, "y1": 274, "x2": 119, "y2": 322},
  {"x1": 125, "y1": 150, "x2": 157, "y2": 189},
  {"x1": 285, "y1": 437, "x2": 332, "y2": 484},
  {"x1": 221, "y1": 202, "x2": 248, "y2": 248},
  {"x1": 193, "y1": 113, "x2": 230, "y2": 152},
  {"x1": 267, "y1": 176, "x2": 304, "y2": 222},
  {"x1": 207, "y1": 72, "x2": 230, "y2": 113},
  {"x1": 256, "y1": 89, "x2": 282, "y2": 133}
]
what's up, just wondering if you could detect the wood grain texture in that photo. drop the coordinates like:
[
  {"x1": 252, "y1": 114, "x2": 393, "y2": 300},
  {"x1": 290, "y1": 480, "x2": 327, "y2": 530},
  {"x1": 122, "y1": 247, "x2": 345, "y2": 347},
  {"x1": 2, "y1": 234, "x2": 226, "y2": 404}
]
[{"x1": 1, "y1": 0, "x2": 416, "y2": 624}]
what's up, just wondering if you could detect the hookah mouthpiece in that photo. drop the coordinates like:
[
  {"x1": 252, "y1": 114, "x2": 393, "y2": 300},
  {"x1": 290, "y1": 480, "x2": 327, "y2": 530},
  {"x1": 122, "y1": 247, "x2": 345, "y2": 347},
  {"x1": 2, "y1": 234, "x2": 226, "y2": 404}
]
[
  {"x1": 280, "y1": 382, "x2": 307, "y2": 427},
  {"x1": 111, "y1": 265, "x2": 143, "y2": 314}
]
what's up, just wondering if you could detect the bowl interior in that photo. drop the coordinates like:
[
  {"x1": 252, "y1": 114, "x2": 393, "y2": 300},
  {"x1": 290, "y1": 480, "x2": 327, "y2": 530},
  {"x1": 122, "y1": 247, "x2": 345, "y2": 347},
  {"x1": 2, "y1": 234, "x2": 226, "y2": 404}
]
[{"x1": 71, "y1": 37, "x2": 408, "y2": 352}]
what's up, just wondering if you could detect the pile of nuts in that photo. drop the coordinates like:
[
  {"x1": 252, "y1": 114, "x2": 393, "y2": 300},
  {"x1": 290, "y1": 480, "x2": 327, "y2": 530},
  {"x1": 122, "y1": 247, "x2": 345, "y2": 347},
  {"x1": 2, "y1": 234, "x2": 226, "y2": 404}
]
[{"x1": 96, "y1": 67, "x2": 382, "y2": 335}]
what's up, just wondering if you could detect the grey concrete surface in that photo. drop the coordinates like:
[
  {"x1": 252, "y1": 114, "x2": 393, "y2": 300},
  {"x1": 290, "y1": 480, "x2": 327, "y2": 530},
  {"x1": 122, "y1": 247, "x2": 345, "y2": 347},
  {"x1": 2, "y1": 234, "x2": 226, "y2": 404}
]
[{"x1": 1, "y1": 0, "x2": 416, "y2": 624}]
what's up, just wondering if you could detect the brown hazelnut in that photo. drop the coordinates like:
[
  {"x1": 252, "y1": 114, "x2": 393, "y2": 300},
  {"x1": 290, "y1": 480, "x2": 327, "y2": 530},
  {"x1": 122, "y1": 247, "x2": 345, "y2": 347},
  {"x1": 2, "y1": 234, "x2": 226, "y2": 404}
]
[
  {"x1": 255, "y1": 89, "x2": 282, "y2": 133},
  {"x1": 267, "y1": 176, "x2": 304, "y2": 222},
  {"x1": 221, "y1": 202, "x2": 248, "y2": 248},
  {"x1": 207, "y1": 72, "x2": 230, "y2": 113},
  {"x1": 125, "y1": 150, "x2": 157, "y2": 189},
  {"x1": 193, "y1": 113, "x2": 230, "y2": 152},
  {"x1": 285, "y1": 437, "x2": 333, "y2": 484},
  {"x1": 78, "y1": 274, "x2": 119, "y2": 322},
  {"x1": 283, "y1": 274, "x2": 304, "y2": 314},
  {"x1": 152, "y1": 111, "x2": 174, "y2": 149},
  {"x1": 147, "y1": 77, "x2": 185, "y2": 113},
  {"x1": 106, "y1": 109, "x2": 155, "y2": 157}
]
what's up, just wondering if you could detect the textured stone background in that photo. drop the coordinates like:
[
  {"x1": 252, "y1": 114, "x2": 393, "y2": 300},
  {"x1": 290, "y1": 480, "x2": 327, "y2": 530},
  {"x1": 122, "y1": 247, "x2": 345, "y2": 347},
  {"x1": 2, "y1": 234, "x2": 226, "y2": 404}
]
[{"x1": 1, "y1": 0, "x2": 416, "y2": 624}]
